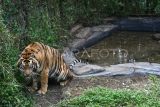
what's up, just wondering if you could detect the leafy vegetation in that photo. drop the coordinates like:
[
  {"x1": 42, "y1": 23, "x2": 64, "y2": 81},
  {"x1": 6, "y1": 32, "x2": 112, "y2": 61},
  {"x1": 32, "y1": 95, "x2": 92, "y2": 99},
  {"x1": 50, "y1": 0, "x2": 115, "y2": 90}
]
[
  {"x1": 0, "y1": 7, "x2": 33, "y2": 107},
  {"x1": 2, "y1": 0, "x2": 160, "y2": 48},
  {"x1": 59, "y1": 76, "x2": 160, "y2": 107},
  {"x1": 2, "y1": 0, "x2": 160, "y2": 46}
]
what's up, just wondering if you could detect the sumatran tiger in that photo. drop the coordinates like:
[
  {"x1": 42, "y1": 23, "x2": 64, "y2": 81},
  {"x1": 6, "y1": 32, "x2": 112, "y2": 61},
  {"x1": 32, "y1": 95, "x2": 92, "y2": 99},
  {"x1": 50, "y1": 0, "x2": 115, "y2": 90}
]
[{"x1": 17, "y1": 42, "x2": 73, "y2": 94}]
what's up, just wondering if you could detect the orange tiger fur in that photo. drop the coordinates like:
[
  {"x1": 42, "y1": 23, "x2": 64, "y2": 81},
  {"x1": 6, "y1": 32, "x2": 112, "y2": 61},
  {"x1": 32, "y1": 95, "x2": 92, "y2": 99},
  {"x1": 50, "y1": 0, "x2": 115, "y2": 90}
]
[{"x1": 17, "y1": 42, "x2": 73, "y2": 94}]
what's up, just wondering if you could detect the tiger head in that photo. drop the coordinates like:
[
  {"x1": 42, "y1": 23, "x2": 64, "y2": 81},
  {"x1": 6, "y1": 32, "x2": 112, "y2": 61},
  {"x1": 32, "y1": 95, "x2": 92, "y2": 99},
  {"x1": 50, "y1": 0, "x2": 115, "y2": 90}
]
[{"x1": 17, "y1": 48, "x2": 40, "y2": 77}]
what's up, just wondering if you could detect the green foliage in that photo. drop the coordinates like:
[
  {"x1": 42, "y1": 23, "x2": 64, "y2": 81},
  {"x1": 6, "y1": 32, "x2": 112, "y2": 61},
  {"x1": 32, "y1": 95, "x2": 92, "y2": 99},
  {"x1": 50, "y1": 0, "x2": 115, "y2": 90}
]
[
  {"x1": 2, "y1": 0, "x2": 21, "y2": 35},
  {"x1": 1, "y1": 0, "x2": 160, "y2": 49},
  {"x1": 0, "y1": 63, "x2": 33, "y2": 107},
  {"x1": 0, "y1": 7, "x2": 33, "y2": 107},
  {"x1": 28, "y1": 2, "x2": 60, "y2": 46},
  {"x1": 61, "y1": 0, "x2": 160, "y2": 25},
  {"x1": 59, "y1": 88, "x2": 160, "y2": 107},
  {"x1": 59, "y1": 76, "x2": 160, "y2": 107},
  {"x1": 148, "y1": 75, "x2": 160, "y2": 98},
  {"x1": 155, "y1": 0, "x2": 160, "y2": 14},
  {"x1": 2, "y1": 0, "x2": 63, "y2": 48},
  {"x1": 2, "y1": 0, "x2": 160, "y2": 40}
]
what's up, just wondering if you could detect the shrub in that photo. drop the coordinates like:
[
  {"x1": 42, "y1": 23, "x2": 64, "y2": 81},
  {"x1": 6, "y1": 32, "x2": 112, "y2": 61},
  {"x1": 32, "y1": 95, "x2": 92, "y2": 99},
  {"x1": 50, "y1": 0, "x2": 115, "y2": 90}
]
[
  {"x1": 59, "y1": 87, "x2": 160, "y2": 107},
  {"x1": 59, "y1": 76, "x2": 160, "y2": 107},
  {"x1": 0, "y1": 7, "x2": 33, "y2": 107}
]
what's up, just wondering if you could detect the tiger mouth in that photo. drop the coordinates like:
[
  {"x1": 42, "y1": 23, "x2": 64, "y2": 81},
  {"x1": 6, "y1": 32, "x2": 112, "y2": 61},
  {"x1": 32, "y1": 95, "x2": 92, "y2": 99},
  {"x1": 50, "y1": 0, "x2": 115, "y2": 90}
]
[{"x1": 24, "y1": 74, "x2": 32, "y2": 78}]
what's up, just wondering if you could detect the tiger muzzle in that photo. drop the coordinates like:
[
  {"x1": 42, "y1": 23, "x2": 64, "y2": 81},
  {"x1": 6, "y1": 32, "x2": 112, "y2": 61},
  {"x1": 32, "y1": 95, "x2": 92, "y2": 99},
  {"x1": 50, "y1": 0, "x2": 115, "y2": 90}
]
[{"x1": 24, "y1": 69, "x2": 32, "y2": 77}]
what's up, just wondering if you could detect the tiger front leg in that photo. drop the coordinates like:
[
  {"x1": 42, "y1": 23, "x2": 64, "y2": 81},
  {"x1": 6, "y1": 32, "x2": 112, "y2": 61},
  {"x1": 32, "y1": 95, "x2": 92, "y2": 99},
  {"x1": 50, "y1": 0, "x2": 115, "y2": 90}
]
[
  {"x1": 32, "y1": 78, "x2": 39, "y2": 91},
  {"x1": 60, "y1": 73, "x2": 73, "y2": 86},
  {"x1": 38, "y1": 69, "x2": 49, "y2": 94},
  {"x1": 27, "y1": 78, "x2": 39, "y2": 93}
]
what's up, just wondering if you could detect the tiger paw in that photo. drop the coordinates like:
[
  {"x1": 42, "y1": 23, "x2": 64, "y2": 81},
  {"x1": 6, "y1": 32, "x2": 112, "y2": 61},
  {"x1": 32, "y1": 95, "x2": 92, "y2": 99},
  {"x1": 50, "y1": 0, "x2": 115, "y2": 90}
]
[
  {"x1": 37, "y1": 89, "x2": 47, "y2": 94},
  {"x1": 27, "y1": 87, "x2": 36, "y2": 93},
  {"x1": 60, "y1": 81, "x2": 68, "y2": 86}
]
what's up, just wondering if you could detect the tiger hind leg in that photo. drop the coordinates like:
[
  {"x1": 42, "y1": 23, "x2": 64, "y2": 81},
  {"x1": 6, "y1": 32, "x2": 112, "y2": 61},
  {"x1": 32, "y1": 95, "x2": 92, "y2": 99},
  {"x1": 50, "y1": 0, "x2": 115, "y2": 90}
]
[
  {"x1": 60, "y1": 75, "x2": 73, "y2": 86},
  {"x1": 60, "y1": 80, "x2": 69, "y2": 86}
]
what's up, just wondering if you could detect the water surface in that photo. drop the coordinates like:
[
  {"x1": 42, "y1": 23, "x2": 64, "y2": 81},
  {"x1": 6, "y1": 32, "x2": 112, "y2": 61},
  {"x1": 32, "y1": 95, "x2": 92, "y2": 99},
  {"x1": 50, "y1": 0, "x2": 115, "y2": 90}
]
[{"x1": 77, "y1": 31, "x2": 160, "y2": 66}]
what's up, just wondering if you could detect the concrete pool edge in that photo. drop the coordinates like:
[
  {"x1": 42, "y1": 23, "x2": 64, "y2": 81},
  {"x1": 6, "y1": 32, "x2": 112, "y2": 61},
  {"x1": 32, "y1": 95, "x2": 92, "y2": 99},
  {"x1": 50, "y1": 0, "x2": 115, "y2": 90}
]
[{"x1": 69, "y1": 17, "x2": 160, "y2": 52}]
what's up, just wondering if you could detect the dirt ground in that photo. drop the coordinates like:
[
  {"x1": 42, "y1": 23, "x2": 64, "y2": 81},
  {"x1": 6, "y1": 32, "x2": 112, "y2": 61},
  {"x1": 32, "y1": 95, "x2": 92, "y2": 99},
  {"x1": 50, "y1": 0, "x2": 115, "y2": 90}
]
[{"x1": 33, "y1": 75, "x2": 149, "y2": 107}]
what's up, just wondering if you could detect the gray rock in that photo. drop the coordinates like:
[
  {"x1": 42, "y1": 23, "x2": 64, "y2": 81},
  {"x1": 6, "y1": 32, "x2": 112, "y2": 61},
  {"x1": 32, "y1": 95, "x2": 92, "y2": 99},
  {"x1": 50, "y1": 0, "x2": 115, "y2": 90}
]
[
  {"x1": 62, "y1": 47, "x2": 77, "y2": 65},
  {"x1": 102, "y1": 17, "x2": 117, "y2": 24},
  {"x1": 75, "y1": 27, "x2": 92, "y2": 39},
  {"x1": 72, "y1": 64, "x2": 105, "y2": 75},
  {"x1": 70, "y1": 24, "x2": 83, "y2": 35},
  {"x1": 69, "y1": 39, "x2": 86, "y2": 49},
  {"x1": 70, "y1": 62, "x2": 160, "y2": 77},
  {"x1": 153, "y1": 33, "x2": 160, "y2": 40},
  {"x1": 92, "y1": 25, "x2": 117, "y2": 32}
]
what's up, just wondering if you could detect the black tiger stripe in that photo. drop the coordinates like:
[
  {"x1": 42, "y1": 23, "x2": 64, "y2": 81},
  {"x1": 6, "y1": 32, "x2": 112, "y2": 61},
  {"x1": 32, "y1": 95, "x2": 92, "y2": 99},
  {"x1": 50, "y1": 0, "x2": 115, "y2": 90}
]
[
  {"x1": 18, "y1": 42, "x2": 73, "y2": 84},
  {"x1": 69, "y1": 58, "x2": 88, "y2": 70}
]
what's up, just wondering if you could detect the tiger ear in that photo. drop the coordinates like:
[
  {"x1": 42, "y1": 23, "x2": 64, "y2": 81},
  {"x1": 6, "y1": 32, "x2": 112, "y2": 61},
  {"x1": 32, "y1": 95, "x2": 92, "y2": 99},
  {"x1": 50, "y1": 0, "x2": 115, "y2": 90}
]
[{"x1": 30, "y1": 48, "x2": 40, "y2": 54}]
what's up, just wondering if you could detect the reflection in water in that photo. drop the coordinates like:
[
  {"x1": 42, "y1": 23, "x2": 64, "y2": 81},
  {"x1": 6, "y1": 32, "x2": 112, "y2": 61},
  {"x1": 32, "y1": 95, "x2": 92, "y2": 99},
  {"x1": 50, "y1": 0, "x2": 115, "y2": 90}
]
[{"x1": 77, "y1": 31, "x2": 160, "y2": 66}]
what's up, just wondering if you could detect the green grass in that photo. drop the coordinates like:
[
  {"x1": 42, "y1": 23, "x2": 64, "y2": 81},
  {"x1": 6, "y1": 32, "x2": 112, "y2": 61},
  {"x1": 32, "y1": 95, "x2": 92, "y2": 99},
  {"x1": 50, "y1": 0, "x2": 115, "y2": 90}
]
[
  {"x1": 59, "y1": 76, "x2": 160, "y2": 107},
  {"x1": 28, "y1": 4, "x2": 60, "y2": 46},
  {"x1": 0, "y1": 59, "x2": 33, "y2": 107},
  {"x1": 0, "y1": 7, "x2": 33, "y2": 107},
  {"x1": 59, "y1": 87, "x2": 160, "y2": 107}
]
